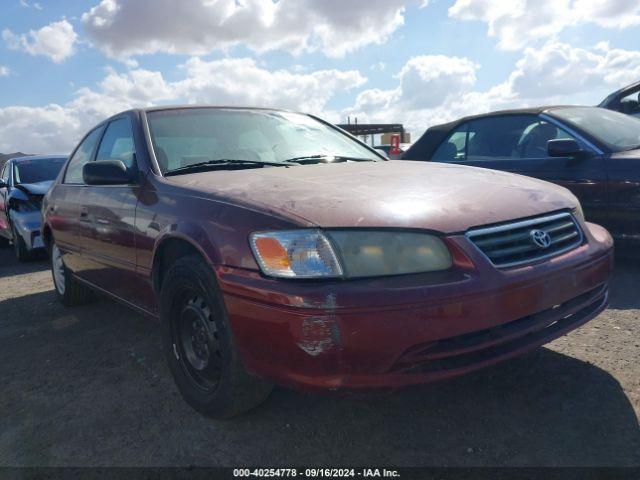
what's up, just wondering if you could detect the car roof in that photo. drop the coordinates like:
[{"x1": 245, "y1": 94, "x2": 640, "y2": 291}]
[
  {"x1": 427, "y1": 105, "x2": 583, "y2": 132},
  {"x1": 11, "y1": 154, "x2": 68, "y2": 163}
]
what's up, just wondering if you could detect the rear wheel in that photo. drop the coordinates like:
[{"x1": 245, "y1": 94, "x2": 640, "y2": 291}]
[
  {"x1": 51, "y1": 242, "x2": 94, "y2": 306},
  {"x1": 12, "y1": 225, "x2": 32, "y2": 262},
  {"x1": 160, "y1": 255, "x2": 273, "y2": 418}
]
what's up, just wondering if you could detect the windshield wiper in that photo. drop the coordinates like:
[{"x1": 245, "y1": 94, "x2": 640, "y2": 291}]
[
  {"x1": 164, "y1": 159, "x2": 293, "y2": 176},
  {"x1": 283, "y1": 155, "x2": 377, "y2": 164}
]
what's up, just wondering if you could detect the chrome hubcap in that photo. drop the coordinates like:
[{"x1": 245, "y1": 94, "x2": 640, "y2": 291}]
[{"x1": 52, "y1": 244, "x2": 65, "y2": 295}]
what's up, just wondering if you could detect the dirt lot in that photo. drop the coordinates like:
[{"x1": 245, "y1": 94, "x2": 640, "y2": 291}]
[{"x1": 0, "y1": 247, "x2": 638, "y2": 467}]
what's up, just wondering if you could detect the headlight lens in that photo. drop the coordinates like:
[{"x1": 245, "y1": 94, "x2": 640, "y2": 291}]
[
  {"x1": 250, "y1": 229, "x2": 452, "y2": 279},
  {"x1": 250, "y1": 230, "x2": 343, "y2": 278},
  {"x1": 328, "y1": 230, "x2": 452, "y2": 278}
]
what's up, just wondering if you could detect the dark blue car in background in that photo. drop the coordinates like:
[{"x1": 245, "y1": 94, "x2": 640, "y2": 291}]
[{"x1": 0, "y1": 155, "x2": 67, "y2": 261}]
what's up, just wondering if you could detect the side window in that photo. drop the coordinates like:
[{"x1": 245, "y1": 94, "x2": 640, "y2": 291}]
[
  {"x1": 0, "y1": 164, "x2": 9, "y2": 184},
  {"x1": 619, "y1": 90, "x2": 640, "y2": 116},
  {"x1": 64, "y1": 127, "x2": 104, "y2": 184},
  {"x1": 515, "y1": 121, "x2": 574, "y2": 159},
  {"x1": 432, "y1": 126, "x2": 469, "y2": 162},
  {"x1": 465, "y1": 116, "x2": 536, "y2": 160},
  {"x1": 96, "y1": 117, "x2": 136, "y2": 169}
]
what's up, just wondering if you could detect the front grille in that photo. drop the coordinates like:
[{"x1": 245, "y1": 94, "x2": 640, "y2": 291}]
[{"x1": 466, "y1": 212, "x2": 583, "y2": 268}]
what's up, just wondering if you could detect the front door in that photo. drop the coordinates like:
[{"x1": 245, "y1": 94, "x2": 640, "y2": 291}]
[
  {"x1": 76, "y1": 115, "x2": 141, "y2": 304},
  {"x1": 49, "y1": 126, "x2": 105, "y2": 272}
]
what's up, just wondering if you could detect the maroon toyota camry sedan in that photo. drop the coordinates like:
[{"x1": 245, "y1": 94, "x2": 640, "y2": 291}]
[{"x1": 42, "y1": 106, "x2": 614, "y2": 417}]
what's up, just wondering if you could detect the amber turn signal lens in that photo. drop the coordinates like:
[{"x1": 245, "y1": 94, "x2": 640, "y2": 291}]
[{"x1": 252, "y1": 236, "x2": 291, "y2": 271}]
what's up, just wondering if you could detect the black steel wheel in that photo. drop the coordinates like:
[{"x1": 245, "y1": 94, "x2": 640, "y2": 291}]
[
  {"x1": 160, "y1": 254, "x2": 273, "y2": 418},
  {"x1": 172, "y1": 291, "x2": 223, "y2": 391}
]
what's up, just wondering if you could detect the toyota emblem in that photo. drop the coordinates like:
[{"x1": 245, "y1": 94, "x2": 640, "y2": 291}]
[{"x1": 530, "y1": 229, "x2": 552, "y2": 249}]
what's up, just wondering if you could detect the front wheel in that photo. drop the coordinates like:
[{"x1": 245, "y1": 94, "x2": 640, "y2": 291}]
[
  {"x1": 12, "y1": 225, "x2": 32, "y2": 262},
  {"x1": 160, "y1": 255, "x2": 273, "y2": 418},
  {"x1": 50, "y1": 241, "x2": 94, "y2": 306}
]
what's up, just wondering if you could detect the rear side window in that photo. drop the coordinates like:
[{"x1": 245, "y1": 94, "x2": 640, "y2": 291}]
[
  {"x1": 64, "y1": 127, "x2": 104, "y2": 184},
  {"x1": 96, "y1": 117, "x2": 136, "y2": 169},
  {"x1": 432, "y1": 128, "x2": 468, "y2": 162}
]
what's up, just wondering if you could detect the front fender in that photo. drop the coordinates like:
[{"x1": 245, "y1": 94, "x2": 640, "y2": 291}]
[{"x1": 152, "y1": 221, "x2": 222, "y2": 267}]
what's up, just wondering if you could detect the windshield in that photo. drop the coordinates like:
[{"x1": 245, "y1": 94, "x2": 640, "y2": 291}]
[
  {"x1": 551, "y1": 107, "x2": 640, "y2": 151},
  {"x1": 146, "y1": 108, "x2": 381, "y2": 173},
  {"x1": 13, "y1": 158, "x2": 66, "y2": 184}
]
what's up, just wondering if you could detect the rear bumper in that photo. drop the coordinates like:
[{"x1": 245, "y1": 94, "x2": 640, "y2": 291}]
[{"x1": 217, "y1": 222, "x2": 614, "y2": 391}]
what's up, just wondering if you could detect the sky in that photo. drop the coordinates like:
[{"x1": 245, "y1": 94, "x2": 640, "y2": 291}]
[{"x1": 0, "y1": 0, "x2": 640, "y2": 153}]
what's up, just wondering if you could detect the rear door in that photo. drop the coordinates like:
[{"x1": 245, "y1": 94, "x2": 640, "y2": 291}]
[
  {"x1": 75, "y1": 115, "x2": 141, "y2": 303},
  {"x1": 430, "y1": 114, "x2": 609, "y2": 228}
]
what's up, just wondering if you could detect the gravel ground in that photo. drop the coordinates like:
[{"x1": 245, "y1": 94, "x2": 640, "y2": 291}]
[{"x1": 0, "y1": 247, "x2": 638, "y2": 467}]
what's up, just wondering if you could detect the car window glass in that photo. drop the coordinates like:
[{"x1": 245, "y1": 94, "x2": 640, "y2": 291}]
[
  {"x1": 464, "y1": 116, "x2": 576, "y2": 161},
  {"x1": 619, "y1": 90, "x2": 640, "y2": 115},
  {"x1": 147, "y1": 108, "x2": 380, "y2": 172},
  {"x1": 96, "y1": 117, "x2": 136, "y2": 168},
  {"x1": 0, "y1": 164, "x2": 9, "y2": 183},
  {"x1": 13, "y1": 158, "x2": 66, "y2": 184},
  {"x1": 515, "y1": 121, "x2": 574, "y2": 159},
  {"x1": 432, "y1": 127, "x2": 469, "y2": 162},
  {"x1": 64, "y1": 127, "x2": 104, "y2": 184}
]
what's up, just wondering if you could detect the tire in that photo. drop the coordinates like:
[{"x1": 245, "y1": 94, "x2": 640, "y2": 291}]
[
  {"x1": 0, "y1": 234, "x2": 9, "y2": 248},
  {"x1": 160, "y1": 255, "x2": 273, "y2": 418},
  {"x1": 12, "y1": 225, "x2": 32, "y2": 262},
  {"x1": 50, "y1": 241, "x2": 94, "y2": 306}
]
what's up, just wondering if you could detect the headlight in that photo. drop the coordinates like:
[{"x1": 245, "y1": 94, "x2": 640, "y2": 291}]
[
  {"x1": 250, "y1": 230, "x2": 452, "y2": 279},
  {"x1": 328, "y1": 230, "x2": 452, "y2": 278},
  {"x1": 250, "y1": 230, "x2": 343, "y2": 278}
]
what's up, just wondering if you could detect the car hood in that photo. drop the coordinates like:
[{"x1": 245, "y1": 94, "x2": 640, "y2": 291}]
[
  {"x1": 167, "y1": 161, "x2": 578, "y2": 233},
  {"x1": 15, "y1": 180, "x2": 53, "y2": 196}
]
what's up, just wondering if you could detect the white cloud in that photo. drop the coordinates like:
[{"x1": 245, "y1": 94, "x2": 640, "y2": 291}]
[
  {"x1": 449, "y1": 0, "x2": 640, "y2": 50},
  {"x1": 175, "y1": 57, "x2": 366, "y2": 112},
  {"x1": 81, "y1": 0, "x2": 408, "y2": 59},
  {"x1": 0, "y1": 59, "x2": 366, "y2": 152},
  {"x1": 2, "y1": 19, "x2": 77, "y2": 63},
  {"x1": 343, "y1": 41, "x2": 640, "y2": 139},
  {"x1": 344, "y1": 55, "x2": 479, "y2": 125},
  {"x1": 506, "y1": 41, "x2": 640, "y2": 103},
  {"x1": 20, "y1": 0, "x2": 43, "y2": 9},
  {"x1": 0, "y1": 66, "x2": 10, "y2": 77}
]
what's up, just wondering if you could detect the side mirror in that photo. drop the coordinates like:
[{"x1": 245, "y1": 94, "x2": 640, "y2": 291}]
[
  {"x1": 83, "y1": 160, "x2": 132, "y2": 185},
  {"x1": 547, "y1": 139, "x2": 584, "y2": 158},
  {"x1": 0, "y1": 180, "x2": 6, "y2": 189}
]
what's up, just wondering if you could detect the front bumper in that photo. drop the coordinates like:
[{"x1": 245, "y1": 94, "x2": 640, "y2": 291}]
[
  {"x1": 10, "y1": 210, "x2": 44, "y2": 250},
  {"x1": 217, "y1": 222, "x2": 614, "y2": 391}
]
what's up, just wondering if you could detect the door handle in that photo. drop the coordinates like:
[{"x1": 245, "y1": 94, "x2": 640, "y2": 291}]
[{"x1": 80, "y1": 206, "x2": 89, "y2": 219}]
